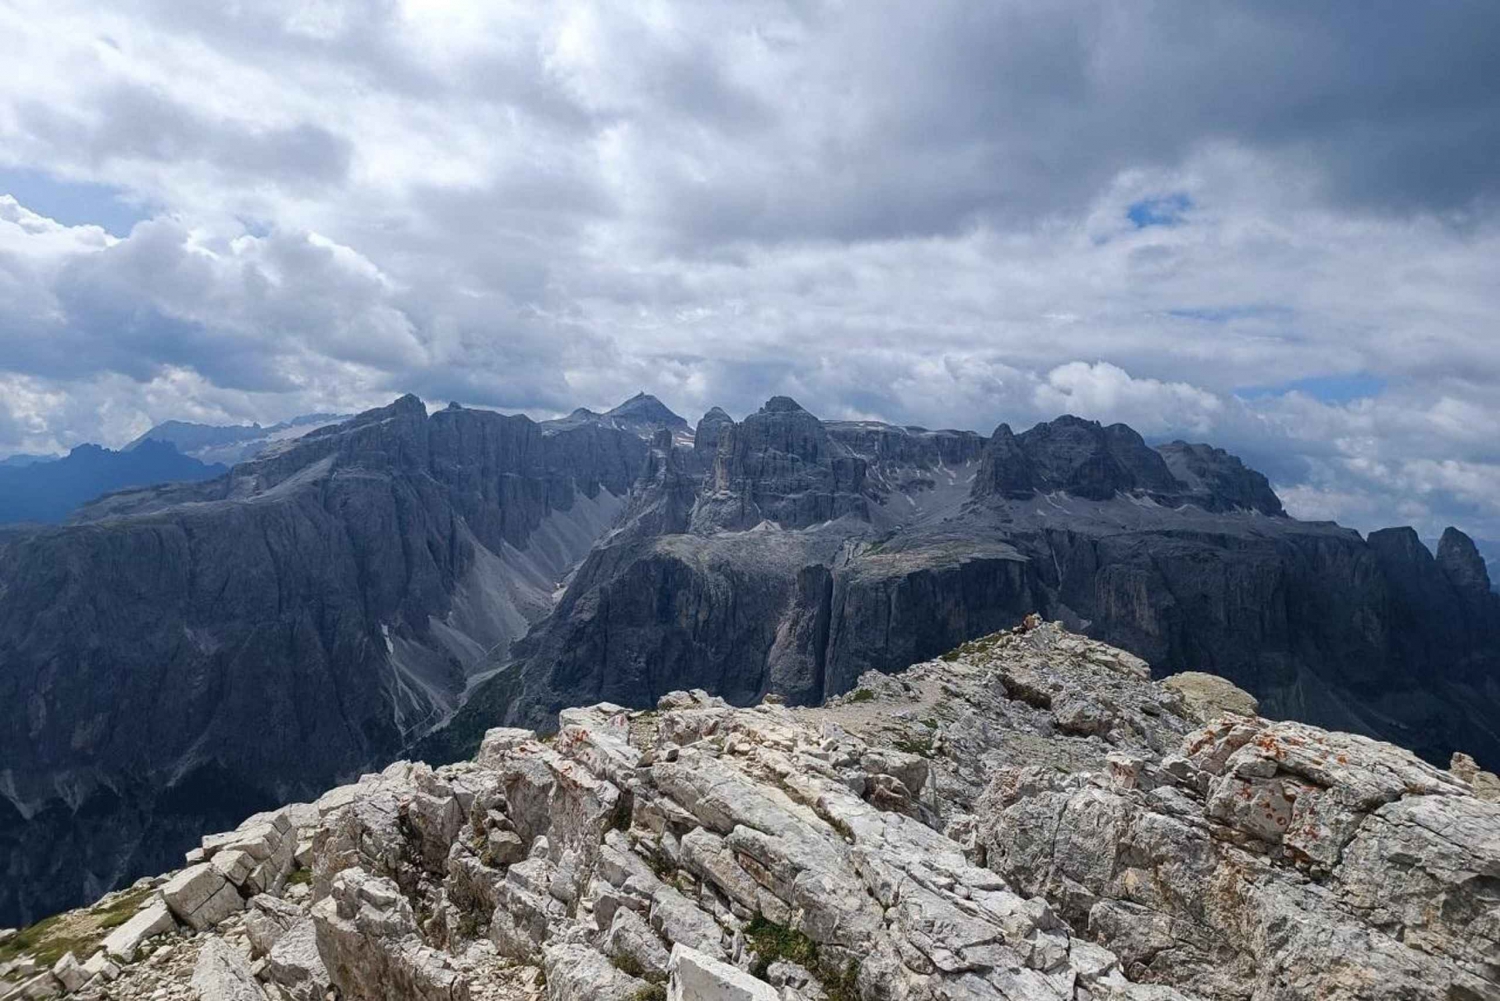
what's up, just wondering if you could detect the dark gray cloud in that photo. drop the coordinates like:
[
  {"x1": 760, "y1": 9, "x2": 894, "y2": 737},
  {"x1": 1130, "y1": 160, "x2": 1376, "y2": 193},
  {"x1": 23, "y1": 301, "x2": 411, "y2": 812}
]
[{"x1": 18, "y1": 84, "x2": 352, "y2": 189}]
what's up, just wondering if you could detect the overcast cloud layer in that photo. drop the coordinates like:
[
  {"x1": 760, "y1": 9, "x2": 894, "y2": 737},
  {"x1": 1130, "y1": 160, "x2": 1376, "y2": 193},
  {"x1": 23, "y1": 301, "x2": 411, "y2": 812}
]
[{"x1": 2, "y1": 0, "x2": 1499, "y2": 543}]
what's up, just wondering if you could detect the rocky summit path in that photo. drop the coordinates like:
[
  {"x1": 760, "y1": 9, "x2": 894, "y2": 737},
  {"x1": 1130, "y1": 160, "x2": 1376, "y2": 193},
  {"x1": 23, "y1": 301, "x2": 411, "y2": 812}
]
[{"x1": 2, "y1": 622, "x2": 1496, "y2": 1001}]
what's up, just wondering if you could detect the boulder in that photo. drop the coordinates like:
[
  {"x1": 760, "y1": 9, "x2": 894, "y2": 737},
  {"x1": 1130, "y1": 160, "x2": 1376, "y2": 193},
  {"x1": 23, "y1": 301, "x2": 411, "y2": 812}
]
[
  {"x1": 100, "y1": 900, "x2": 176, "y2": 962},
  {"x1": 313, "y1": 870, "x2": 469, "y2": 1001},
  {"x1": 1452, "y1": 751, "x2": 1500, "y2": 801},
  {"x1": 542, "y1": 941, "x2": 647, "y2": 1001},
  {"x1": 1161, "y1": 672, "x2": 1259, "y2": 723},
  {"x1": 78, "y1": 953, "x2": 118, "y2": 983},
  {"x1": 263, "y1": 920, "x2": 330, "y2": 1001},
  {"x1": 190, "y1": 938, "x2": 266, "y2": 1001},
  {"x1": 160, "y1": 863, "x2": 243, "y2": 931},
  {"x1": 668, "y1": 944, "x2": 779, "y2": 1001},
  {"x1": 46, "y1": 955, "x2": 85, "y2": 994},
  {"x1": 1, "y1": 973, "x2": 60, "y2": 1001},
  {"x1": 242, "y1": 894, "x2": 303, "y2": 958}
]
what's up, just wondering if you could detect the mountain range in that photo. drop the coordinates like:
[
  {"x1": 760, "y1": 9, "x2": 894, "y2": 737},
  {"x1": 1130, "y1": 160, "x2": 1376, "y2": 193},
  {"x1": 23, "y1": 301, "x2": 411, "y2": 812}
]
[
  {"x1": 0, "y1": 441, "x2": 225, "y2": 525},
  {"x1": 124, "y1": 413, "x2": 350, "y2": 466},
  {"x1": 1, "y1": 392, "x2": 1497, "y2": 926}
]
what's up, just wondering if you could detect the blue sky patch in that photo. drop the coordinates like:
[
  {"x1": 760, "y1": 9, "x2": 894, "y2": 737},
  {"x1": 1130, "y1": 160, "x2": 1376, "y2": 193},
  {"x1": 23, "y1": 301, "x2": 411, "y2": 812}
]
[
  {"x1": 0, "y1": 167, "x2": 152, "y2": 237},
  {"x1": 1127, "y1": 192, "x2": 1192, "y2": 228},
  {"x1": 1238, "y1": 373, "x2": 1387, "y2": 404}
]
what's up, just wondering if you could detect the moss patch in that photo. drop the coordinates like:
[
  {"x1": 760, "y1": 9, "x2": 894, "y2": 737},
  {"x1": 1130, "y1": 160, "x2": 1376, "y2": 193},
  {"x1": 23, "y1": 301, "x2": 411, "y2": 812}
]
[
  {"x1": 744, "y1": 915, "x2": 862, "y2": 1001},
  {"x1": 0, "y1": 885, "x2": 154, "y2": 967},
  {"x1": 745, "y1": 915, "x2": 818, "y2": 978},
  {"x1": 848, "y1": 688, "x2": 875, "y2": 704},
  {"x1": 893, "y1": 733, "x2": 936, "y2": 758}
]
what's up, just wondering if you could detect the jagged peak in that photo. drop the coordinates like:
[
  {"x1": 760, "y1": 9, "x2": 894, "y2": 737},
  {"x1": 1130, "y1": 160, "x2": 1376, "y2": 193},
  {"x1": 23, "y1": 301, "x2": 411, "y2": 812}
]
[
  {"x1": 603, "y1": 392, "x2": 688, "y2": 429},
  {"x1": 1437, "y1": 525, "x2": 1491, "y2": 594},
  {"x1": 757, "y1": 395, "x2": 811, "y2": 415}
]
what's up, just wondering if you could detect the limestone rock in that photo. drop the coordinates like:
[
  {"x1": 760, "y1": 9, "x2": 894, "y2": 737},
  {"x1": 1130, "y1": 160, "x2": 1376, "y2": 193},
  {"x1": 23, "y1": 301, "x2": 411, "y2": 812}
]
[
  {"x1": 190, "y1": 938, "x2": 265, "y2": 1001},
  {"x1": 160, "y1": 864, "x2": 243, "y2": 931},
  {"x1": 1160, "y1": 672, "x2": 1259, "y2": 723},
  {"x1": 313, "y1": 870, "x2": 468, "y2": 1001},
  {"x1": 1452, "y1": 751, "x2": 1500, "y2": 801},
  {"x1": 668, "y1": 944, "x2": 779, "y2": 1001},
  {"x1": 1, "y1": 972, "x2": 59, "y2": 1001},
  {"x1": 263, "y1": 920, "x2": 329, "y2": 1001},
  {"x1": 13, "y1": 622, "x2": 1496, "y2": 1001},
  {"x1": 241, "y1": 894, "x2": 302, "y2": 958},
  {"x1": 45, "y1": 956, "x2": 84, "y2": 995},
  {"x1": 79, "y1": 952, "x2": 119, "y2": 982},
  {"x1": 978, "y1": 714, "x2": 1498, "y2": 1000},
  {"x1": 542, "y1": 941, "x2": 648, "y2": 1001},
  {"x1": 100, "y1": 900, "x2": 176, "y2": 962}
]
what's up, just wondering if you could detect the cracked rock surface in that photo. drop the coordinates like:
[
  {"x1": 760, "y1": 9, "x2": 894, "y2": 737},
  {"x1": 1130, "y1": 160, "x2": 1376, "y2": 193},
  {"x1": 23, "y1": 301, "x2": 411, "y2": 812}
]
[{"x1": 2, "y1": 622, "x2": 1495, "y2": 1001}]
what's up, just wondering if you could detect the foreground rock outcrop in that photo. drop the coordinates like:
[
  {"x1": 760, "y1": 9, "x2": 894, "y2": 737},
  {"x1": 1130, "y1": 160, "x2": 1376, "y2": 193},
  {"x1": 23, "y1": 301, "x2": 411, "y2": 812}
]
[{"x1": 4, "y1": 622, "x2": 1496, "y2": 1001}]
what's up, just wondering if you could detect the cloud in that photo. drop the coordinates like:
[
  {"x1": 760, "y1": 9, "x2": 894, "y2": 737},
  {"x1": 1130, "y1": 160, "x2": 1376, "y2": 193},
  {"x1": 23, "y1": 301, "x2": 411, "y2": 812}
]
[
  {"x1": 0, "y1": 1, "x2": 1498, "y2": 544},
  {"x1": 1034, "y1": 362, "x2": 1222, "y2": 435}
]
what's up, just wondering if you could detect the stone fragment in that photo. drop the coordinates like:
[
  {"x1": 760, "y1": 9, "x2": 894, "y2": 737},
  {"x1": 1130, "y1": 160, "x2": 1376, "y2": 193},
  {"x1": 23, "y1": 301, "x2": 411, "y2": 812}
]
[
  {"x1": 1161, "y1": 672, "x2": 1259, "y2": 723},
  {"x1": 242, "y1": 894, "x2": 302, "y2": 958},
  {"x1": 485, "y1": 829, "x2": 525, "y2": 866},
  {"x1": 2, "y1": 973, "x2": 60, "y2": 1001},
  {"x1": 160, "y1": 863, "x2": 243, "y2": 931},
  {"x1": 79, "y1": 953, "x2": 118, "y2": 982},
  {"x1": 1451, "y1": 751, "x2": 1500, "y2": 801},
  {"x1": 542, "y1": 941, "x2": 647, "y2": 1001},
  {"x1": 263, "y1": 920, "x2": 330, "y2": 1001},
  {"x1": 313, "y1": 870, "x2": 468, "y2": 1001},
  {"x1": 190, "y1": 938, "x2": 266, "y2": 1001},
  {"x1": 668, "y1": 944, "x2": 779, "y2": 1001},
  {"x1": 47, "y1": 955, "x2": 86, "y2": 994},
  {"x1": 605, "y1": 907, "x2": 672, "y2": 983},
  {"x1": 100, "y1": 900, "x2": 176, "y2": 962},
  {"x1": 211, "y1": 849, "x2": 255, "y2": 886},
  {"x1": 475, "y1": 728, "x2": 537, "y2": 769}
]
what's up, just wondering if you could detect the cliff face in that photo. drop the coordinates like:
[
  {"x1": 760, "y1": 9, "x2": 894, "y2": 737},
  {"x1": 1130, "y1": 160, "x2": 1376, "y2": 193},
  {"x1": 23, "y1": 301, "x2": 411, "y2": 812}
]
[
  {"x1": 6, "y1": 395, "x2": 1500, "y2": 929},
  {"x1": 0, "y1": 397, "x2": 654, "y2": 926},
  {"x1": 455, "y1": 403, "x2": 1500, "y2": 787},
  {"x1": 3, "y1": 623, "x2": 1496, "y2": 1001}
]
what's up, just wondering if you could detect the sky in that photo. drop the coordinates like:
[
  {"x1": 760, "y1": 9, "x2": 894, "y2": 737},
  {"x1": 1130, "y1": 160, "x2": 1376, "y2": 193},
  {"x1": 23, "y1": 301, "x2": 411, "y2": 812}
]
[{"x1": 1, "y1": 1, "x2": 1499, "y2": 543}]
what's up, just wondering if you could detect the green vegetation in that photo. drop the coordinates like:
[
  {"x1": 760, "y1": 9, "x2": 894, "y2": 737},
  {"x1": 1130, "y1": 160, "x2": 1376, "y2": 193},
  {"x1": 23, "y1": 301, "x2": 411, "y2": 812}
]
[
  {"x1": 629, "y1": 986, "x2": 667, "y2": 1001},
  {"x1": 745, "y1": 915, "x2": 819, "y2": 978},
  {"x1": 0, "y1": 886, "x2": 153, "y2": 966},
  {"x1": 893, "y1": 733, "x2": 936, "y2": 757},
  {"x1": 940, "y1": 630, "x2": 1010, "y2": 662},
  {"x1": 744, "y1": 915, "x2": 861, "y2": 1000},
  {"x1": 0, "y1": 913, "x2": 67, "y2": 964},
  {"x1": 611, "y1": 953, "x2": 645, "y2": 978},
  {"x1": 849, "y1": 688, "x2": 875, "y2": 704},
  {"x1": 285, "y1": 867, "x2": 314, "y2": 886},
  {"x1": 921, "y1": 716, "x2": 939, "y2": 729}
]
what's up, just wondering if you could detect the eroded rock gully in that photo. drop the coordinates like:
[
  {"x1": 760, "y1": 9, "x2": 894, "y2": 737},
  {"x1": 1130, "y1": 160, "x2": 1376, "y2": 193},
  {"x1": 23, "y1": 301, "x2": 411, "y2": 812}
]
[{"x1": 2, "y1": 623, "x2": 1496, "y2": 1001}]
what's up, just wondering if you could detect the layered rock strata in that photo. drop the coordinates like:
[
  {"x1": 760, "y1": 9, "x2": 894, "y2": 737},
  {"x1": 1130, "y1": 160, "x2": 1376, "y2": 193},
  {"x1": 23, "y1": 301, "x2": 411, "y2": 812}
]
[{"x1": 3, "y1": 624, "x2": 1494, "y2": 1001}]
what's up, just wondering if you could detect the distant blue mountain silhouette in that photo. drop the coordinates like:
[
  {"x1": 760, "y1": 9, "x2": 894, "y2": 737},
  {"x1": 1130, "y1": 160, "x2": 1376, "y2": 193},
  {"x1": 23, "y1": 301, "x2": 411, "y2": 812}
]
[{"x1": 0, "y1": 439, "x2": 224, "y2": 524}]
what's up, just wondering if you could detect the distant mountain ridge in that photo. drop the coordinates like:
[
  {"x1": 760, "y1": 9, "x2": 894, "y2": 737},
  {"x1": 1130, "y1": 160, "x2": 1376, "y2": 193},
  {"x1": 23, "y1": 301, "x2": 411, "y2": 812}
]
[
  {"x1": 2, "y1": 391, "x2": 1499, "y2": 927},
  {"x1": 126, "y1": 412, "x2": 350, "y2": 465},
  {"x1": 0, "y1": 439, "x2": 225, "y2": 525}
]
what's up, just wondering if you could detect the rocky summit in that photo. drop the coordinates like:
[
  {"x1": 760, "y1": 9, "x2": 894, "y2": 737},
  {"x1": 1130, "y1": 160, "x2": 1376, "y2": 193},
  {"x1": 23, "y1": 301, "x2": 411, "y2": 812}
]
[
  {"x1": 4, "y1": 393, "x2": 1500, "y2": 928},
  {"x1": 2, "y1": 623, "x2": 1496, "y2": 1001}
]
